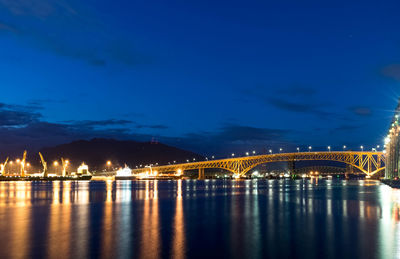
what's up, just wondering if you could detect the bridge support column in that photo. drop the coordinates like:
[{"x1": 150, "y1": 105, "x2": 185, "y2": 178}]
[
  {"x1": 289, "y1": 160, "x2": 295, "y2": 175},
  {"x1": 198, "y1": 168, "x2": 205, "y2": 180}
]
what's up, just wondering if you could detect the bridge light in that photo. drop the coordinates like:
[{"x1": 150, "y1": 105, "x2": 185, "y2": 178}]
[
  {"x1": 231, "y1": 153, "x2": 235, "y2": 157},
  {"x1": 269, "y1": 149, "x2": 272, "y2": 154},
  {"x1": 328, "y1": 146, "x2": 331, "y2": 152},
  {"x1": 308, "y1": 146, "x2": 312, "y2": 152},
  {"x1": 252, "y1": 151, "x2": 256, "y2": 154},
  {"x1": 343, "y1": 145, "x2": 346, "y2": 151},
  {"x1": 279, "y1": 148, "x2": 282, "y2": 153},
  {"x1": 186, "y1": 159, "x2": 189, "y2": 163},
  {"x1": 297, "y1": 147, "x2": 300, "y2": 152},
  {"x1": 360, "y1": 145, "x2": 364, "y2": 151},
  {"x1": 246, "y1": 152, "x2": 249, "y2": 156}
]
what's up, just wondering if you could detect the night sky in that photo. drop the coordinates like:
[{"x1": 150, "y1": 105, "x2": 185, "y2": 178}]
[{"x1": 0, "y1": 0, "x2": 400, "y2": 156}]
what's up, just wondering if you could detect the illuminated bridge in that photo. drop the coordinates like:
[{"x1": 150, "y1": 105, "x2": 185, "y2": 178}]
[{"x1": 131, "y1": 151, "x2": 385, "y2": 179}]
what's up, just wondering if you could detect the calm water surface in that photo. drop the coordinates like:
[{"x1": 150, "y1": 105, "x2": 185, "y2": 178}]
[{"x1": 0, "y1": 179, "x2": 399, "y2": 259}]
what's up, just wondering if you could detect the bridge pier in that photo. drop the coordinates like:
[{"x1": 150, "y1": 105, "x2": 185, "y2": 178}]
[{"x1": 198, "y1": 168, "x2": 205, "y2": 180}]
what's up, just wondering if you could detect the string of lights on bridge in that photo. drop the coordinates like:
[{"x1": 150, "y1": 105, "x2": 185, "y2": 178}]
[{"x1": 134, "y1": 144, "x2": 383, "y2": 169}]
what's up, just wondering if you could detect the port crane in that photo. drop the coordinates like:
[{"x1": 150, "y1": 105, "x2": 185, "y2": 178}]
[
  {"x1": 0, "y1": 157, "x2": 9, "y2": 175},
  {"x1": 39, "y1": 152, "x2": 48, "y2": 177},
  {"x1": 61, "y1": 158, "x2": 68, "y2": 177},
  {"x1": 21, "y1": 150, "x2": 27, "y2": 177}
]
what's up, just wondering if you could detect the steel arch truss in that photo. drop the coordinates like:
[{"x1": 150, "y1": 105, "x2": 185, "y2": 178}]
[{"x1": 131, "y1": 151, "x2": 385, "y2": 177}]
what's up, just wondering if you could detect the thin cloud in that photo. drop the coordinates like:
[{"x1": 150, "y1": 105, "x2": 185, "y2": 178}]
[{"x1": 382, "y1": 64, "x2": 400, "y2": 81}]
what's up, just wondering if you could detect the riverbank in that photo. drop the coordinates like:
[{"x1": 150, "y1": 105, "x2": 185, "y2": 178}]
[{"x1": 380, "y1": 179, "x2": 400, "y2": 188}]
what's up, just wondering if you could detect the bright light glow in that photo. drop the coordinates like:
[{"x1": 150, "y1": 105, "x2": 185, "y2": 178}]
[
  {"x1": 385, "y1": 137, "x2": 390, "y2": 145},
  {"x1": 106, "y1": 161, "x2": 111, "y2": 166},
  {"x1": 16, "y1": 159, "x2": 20, "y2": 163},
  {"x1": 53, "y1": 161, "x2": 58, "y2": 166}
]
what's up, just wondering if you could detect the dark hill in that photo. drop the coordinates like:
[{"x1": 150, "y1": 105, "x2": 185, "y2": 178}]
[{"x1": 39, "y1": 138, "x2": 204, "y2": 171}]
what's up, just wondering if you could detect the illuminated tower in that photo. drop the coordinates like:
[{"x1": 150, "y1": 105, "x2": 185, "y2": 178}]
[{"x1": 385, "y1": 99, "x2": 400, "y2": 179}]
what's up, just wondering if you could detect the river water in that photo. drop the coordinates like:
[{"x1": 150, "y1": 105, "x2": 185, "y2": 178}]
[{"x1": 0, "y1": 179, "x2": 399, "y2": 259}]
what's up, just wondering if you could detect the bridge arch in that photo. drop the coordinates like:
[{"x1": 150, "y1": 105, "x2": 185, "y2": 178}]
[{"x1": 131, "y1": 151, "x2": 385, "y2": 178}]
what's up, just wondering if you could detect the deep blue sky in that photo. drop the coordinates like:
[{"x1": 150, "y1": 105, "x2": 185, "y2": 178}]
[{"x1": 0, "y1": 0, "x2": 399, "y2": 156}]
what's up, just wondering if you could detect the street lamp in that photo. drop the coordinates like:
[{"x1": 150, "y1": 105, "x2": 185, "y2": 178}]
[
  {"x1": 246, "y1": 152, "x2": 249, "y2": 156},
  {"x1": 308, "y1": 146, "x2": 312, "y2": 152},
  {"x1": 343, "y1": 145, "x2": 346, "y2": 151},
  {"x1": 360, "y1": 145, "x2": 364, "y2": 151},
  {"x1": 252, "y1": 151, "x2": 256, "y2": 155},
  {"x1": 328, "y1": 146, "x2": 331, "y2": 152},
  {"x1": 297, "y1": 147, "x2": 300, "y2": 152},
  {"x1": 231, "y1": 153, "x2": 235, "y2": 157},
  {"x1": 279, "y1": 148, "x2": 283, "y2": 153},
  {"x1": 269, "y1": 149, "x2": 272, "y2": 154}
]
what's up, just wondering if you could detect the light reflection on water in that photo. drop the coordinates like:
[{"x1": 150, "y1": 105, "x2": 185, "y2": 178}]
[{"x1": 0, "y1": 180, "x2": 399, "y2": 258}]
